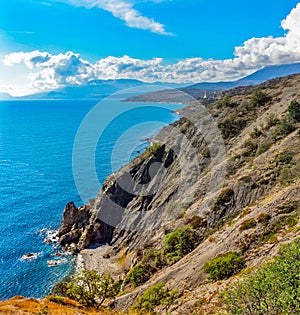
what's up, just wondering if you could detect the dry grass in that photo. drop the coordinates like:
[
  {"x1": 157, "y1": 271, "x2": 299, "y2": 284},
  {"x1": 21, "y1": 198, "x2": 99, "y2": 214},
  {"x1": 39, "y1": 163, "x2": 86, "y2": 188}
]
[{"x1": 0, "y1": 296, "x2": 123, "y2": 315}]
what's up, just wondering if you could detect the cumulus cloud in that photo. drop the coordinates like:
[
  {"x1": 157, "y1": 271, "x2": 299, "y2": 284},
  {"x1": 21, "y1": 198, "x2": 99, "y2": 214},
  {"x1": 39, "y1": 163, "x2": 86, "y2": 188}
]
[
  {"x1": 61, "y1": 0, "x2": 171, "y2": 35},
  {"x1": 2, "y1": 3, "x2": 300, "y2": 95}
]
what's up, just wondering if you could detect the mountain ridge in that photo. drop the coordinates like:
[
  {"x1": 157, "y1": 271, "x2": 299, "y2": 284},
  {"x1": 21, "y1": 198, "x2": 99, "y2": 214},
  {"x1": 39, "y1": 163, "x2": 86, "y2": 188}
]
[{"x1": 2, "y1": 62, "x2": 300, "y2": 101}]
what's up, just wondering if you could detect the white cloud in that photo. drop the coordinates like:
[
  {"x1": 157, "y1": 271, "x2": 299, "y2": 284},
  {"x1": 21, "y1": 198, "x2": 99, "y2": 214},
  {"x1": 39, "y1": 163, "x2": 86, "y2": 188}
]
[
  {"x1": 2, "y1": 3, "x2": 300, "y2": 96},
  {"x1": 61, "y1": 0, "x2": 171, "y2": 35}
]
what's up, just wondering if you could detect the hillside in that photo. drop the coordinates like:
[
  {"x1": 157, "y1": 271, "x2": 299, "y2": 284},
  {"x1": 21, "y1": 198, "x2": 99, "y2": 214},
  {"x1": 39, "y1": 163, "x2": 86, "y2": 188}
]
[
  {"x1": 187, "y1": 62, "x2": 300, "y2": 90},
  {"x1": 124, "y1": 63, "x2": 300, "y2": 103},
  {"x1": 2, "y1": 73, "x2": 300, "y2": 314},
  {"x1": 54, "y1": 73, "x2": 300, "y2": 314}
]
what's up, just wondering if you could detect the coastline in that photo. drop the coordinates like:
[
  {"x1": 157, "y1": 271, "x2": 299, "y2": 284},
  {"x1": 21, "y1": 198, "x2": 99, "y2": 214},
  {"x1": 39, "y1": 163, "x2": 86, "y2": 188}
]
[{"x1": 59, "y1": 101, "x2": 186, "y2": 280}]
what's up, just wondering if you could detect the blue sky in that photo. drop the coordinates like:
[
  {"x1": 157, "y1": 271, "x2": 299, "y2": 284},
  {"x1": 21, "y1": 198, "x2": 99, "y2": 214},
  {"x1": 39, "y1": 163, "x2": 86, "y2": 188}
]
[{"x1": 0, "y1": 0, "x2": 300, "y2": 95}]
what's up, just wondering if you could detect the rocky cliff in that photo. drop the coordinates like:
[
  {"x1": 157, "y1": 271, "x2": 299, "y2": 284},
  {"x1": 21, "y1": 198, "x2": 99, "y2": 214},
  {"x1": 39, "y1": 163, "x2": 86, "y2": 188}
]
[{"x1": 58, "y1": 73, "x2": 300, "y2": 314}]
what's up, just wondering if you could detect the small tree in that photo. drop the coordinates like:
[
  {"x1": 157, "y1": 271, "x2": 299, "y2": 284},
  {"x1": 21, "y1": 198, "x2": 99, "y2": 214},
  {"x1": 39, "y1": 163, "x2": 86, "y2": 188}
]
[
  {"x1": 288, "y1": 100, "x2": 300, "y2": 122},
  {"x1": 125, "y1": 262, "x2": 154, "y2": 287},
  {"x1": 163, "y1": 225, "x2": 197, "y2": 265},
  {"x1": 66, "y1": 270, "x2": 121, "y2": 308},
  {"x1": 132, "y1": 283, "x2": 179, "y2": 314},
  {"x1": 250, "y1": 89, "x2": 270, "y2": 107},
  {"x1": 204, "y1": 252, "x2": 245, "y2": 280}
]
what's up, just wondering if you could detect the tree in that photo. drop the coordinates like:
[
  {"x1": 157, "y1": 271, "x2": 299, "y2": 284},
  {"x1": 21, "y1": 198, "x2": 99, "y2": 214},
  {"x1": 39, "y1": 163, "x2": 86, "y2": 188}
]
[
  {"x1": 250, "y1": 89, "x2": 271, "y2": 107},
  {"x1": 132, "y1": 283, "x2": 179, "y2": 314},
  {"x1": 66, "y1": 270, "x2": 121, "y2": 308},
  {"x1": 288, "y1": 100, "x2": 300, "y2": 122},
  {"x1": 204, "y1": 252, "x2": 245, "y2": 280},
  {"x1": 163, "y1": 225, "x2": 197, "y2": 265}
]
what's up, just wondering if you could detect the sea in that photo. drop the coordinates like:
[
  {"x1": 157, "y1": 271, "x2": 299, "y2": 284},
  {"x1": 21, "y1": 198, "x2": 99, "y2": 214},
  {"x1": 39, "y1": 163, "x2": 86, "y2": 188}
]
[{"x1": 0, "y1": 97, "x2": 182, "y2": 299}]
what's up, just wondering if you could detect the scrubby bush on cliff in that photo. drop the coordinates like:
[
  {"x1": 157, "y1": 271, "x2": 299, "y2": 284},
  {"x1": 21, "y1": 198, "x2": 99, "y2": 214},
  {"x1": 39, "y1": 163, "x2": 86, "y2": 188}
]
[
  {"x1": 249, "y1": 89, "x2": 271, "y2": 107},
  {"x1": 224, "y1": 238, "x2": 300, "y2": 315},
  {"x1": 132, "y1": 283, "x2": 179, "y2": 314},
  {"x1": 163, "y1": 225, "x2": 197, "y2": 265},
  {"x1": 274, "y1": 117, "x2": 295, "y2": 137},
  {"x1": 125, "y1": 262, "x2": 154, "y2": 287},
  {"x1": 288, "y1": 100, "x2": 300, "y2": 122},
  {"x1": 211, "y1": 187, "x2": 234, "y2": 211},
  {"x1": 204, "y1": 252, "x2": 245, "y2": 280},
  {"x1": 65, "y1": 270, "x2": 121, "y2": 308},
  {"x1": 125, "y1": 248, "x2": 164, "y2": 287}
]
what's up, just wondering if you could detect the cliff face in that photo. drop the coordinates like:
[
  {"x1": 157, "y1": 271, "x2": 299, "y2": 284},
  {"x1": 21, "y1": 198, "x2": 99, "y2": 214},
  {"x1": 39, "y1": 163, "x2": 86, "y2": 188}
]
[{"x1": 58, "y1": 73, "x2": 300, "y2": 314}]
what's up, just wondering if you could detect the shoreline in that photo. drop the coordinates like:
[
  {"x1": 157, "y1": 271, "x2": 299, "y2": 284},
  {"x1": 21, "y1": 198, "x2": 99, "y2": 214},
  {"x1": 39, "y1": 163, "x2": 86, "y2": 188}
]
[{"x1": 60, "y1": 102, "x2": 187, "y2": 279}]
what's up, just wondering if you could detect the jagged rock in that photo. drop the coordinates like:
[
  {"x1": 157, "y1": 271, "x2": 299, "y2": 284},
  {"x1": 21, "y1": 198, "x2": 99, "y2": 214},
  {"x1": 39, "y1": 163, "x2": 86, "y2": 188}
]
[{"x1": 58, "y1": 202, "x2": 92, "y2": 250}]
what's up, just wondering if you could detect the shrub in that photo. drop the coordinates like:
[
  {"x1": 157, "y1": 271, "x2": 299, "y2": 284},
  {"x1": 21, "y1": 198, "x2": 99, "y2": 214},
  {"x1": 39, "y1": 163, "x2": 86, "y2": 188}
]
[
  {"x1": 265, "y1": 113, "x2": 279, "y2": 128},
  {"x1": 288, "y1": 100, "x2": 300, "y2": 122},
  {"x1": 204, "y1": 252, "x2": 245, "y2": 280},
  {"x1": 212, "y1": 188, "x2": 234, "y2": 212},
  {"x1": 132, "y1": 283, "x2": 179, "y2": 314},
  {"x1": 142, "y1": 248, "x2": 163, "y2": 269},
  {"x1": 276, "y1": 153, "x2": 293, "y2": 164},
  {"x1": 216, "y1": 188, "x2": 234, "y2": 204},
  {"x1": 52, "y1": 275, "x2": 72, "y2": 297},
  {"x1": 66, "y1": 270, "x2": 121, "y2": 308},
  {"x1": 250, "y1": 89, "x2": 271, "y2": 107},
  {"x1": 256, "y1": 213, "x2": 271, "y2": 227},
  {"x1": 239, "y1": 218, "x2": 256, "y2": 231},
  {"x1": 250, "y1": 126, "x2": 262, "y2": 138},
  {"x1": 274, "y1": 117, "x2": 295, "y2": 137},
  {"x1": 142, "y1": 143, "x2": 162, "y2": 158},
  {"x1": 223, "y1": 238, "x2": 300, "y2": 315},
  {"x1": 217, "y1": 114, "x2": 245, "y2": 139},
  {"x1": 220, "y1": 95, "x2": 232, "y2": 107},
  {"x1": 163, "y1": 225, "x2": 197, "y2": 265},
  {"x1": 257, "y1": 137, "x2": 274, "y2": 155},
  {"x1": 125, "y1": 263, "x2": 154, "y2": 287},
  {"x1": 243, "y1": 140, "x2": 258, "y2": 157}
]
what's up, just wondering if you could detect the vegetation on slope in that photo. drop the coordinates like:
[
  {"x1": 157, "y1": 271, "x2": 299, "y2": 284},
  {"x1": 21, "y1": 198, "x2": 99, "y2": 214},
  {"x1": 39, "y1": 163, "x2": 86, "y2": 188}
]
[{"x1": 223, "y1": 238, "x2": 300, "y2": 315}]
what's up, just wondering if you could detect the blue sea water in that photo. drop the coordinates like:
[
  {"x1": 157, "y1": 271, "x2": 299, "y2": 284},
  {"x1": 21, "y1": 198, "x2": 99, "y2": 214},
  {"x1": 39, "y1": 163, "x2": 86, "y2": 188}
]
[{"x1": 0, "y1": 98, "x2": 182, "y2": 299}]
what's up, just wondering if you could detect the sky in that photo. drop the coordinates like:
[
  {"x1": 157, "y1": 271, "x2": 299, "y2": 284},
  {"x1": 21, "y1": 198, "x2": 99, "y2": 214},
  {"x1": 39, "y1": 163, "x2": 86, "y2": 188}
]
[{"x1": 0, "y1": 0, "x2": 300, "y2": 96}]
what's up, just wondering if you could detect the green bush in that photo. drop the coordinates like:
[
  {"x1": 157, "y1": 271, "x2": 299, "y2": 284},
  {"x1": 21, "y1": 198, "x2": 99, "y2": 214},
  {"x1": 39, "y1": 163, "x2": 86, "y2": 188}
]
[
  {"x1": 276, "y1": 153, "x2": 293, "y2": 164},
  {"x1": 163, "y1": 225, "x2": 197, "y2": 265},
  {"x1": 265, "y1": 113, "x2": 279, "y2": 128},
  {"x1": 65, "y1": 270, "x2": 121, "y2": 308},
  {"x1": 224, "y1": 238, "x2": 300, "y2": 315},
  {"x1": 274, "y1": 118, "x2": 295, "y2": 137},
  {"x1": 288, "y1": 100, "x2": 300, "y2": 122},
  {"x1": 216, "y1": 188, "x2": 234, "y2": 204},
  {"x1": 125, "y1": 262, "x2": 154, "y2": 287},
  {"x1": 132, "y1": 283, "x2": 179, "y2": 314},
  {"x1": 212, "y1": 188, "x2": 234, "y2": 211},
  {"x1": 52, "y1": 275, "x2": 72, "y2": 297},
  {"x1": 217, "y1": 114, "x2": 246, "y2": 139},
  {"x1": 204, "y1": 252, "x2": 245, "y2": 280},
  {"x1": 142, "y1": 248, "x2": 163, "y2": 269},
  {"x1": 250, "y1": 89, "x2": 271, "y2": 107},
  {"x1": 142, "y1": 143, "x2": 162, "y2": 158}
]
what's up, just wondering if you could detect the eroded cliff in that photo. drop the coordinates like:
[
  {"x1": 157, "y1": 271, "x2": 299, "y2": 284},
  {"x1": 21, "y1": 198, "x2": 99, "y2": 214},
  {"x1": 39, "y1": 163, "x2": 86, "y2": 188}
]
[{"x1": 58, "y1": 73, "x2": 300, "y2": 314}]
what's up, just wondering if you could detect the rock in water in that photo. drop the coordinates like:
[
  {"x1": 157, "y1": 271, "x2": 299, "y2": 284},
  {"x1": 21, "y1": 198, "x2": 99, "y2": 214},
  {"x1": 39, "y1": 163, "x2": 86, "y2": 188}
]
[{"x1": 58, "y1": 202, "x2": 92, "y2": 252}]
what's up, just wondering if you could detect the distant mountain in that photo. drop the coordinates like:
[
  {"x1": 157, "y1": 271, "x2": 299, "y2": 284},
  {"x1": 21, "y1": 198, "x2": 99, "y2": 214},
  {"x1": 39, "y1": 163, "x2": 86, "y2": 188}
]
[
  {"x1": 0, "y1": 92, "x2": 13, "y2": 100},
  {"x1": 4, "y1": 63, "x2": 300, "y2": 100},
  {"x1": 186, "y1": 62, "x2": 300, "y2": 90},
  {"x1": 14, "y1": 79, "x2": 183, "y2": 100}
]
